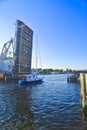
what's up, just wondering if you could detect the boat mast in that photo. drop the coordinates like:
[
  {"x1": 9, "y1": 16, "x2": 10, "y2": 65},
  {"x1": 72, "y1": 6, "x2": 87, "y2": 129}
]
[
  {"x1": 35, "y1": 35, "x2": 43, "y2": 77},
  {"x1": 36, "y1": 36, "x2": 38, "y2": 74}
]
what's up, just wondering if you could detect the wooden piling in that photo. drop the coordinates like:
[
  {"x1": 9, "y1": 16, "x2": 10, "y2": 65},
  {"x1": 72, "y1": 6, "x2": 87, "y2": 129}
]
[
  {"x1": 84, "y1": 74, "x2": 87, "y2": 106},
  {"x1": 80, "y1": 73, "x2": 87, "y2": 109},
  {"x1": 84, "y1": 74, "x2": 87, "y2": 94}
]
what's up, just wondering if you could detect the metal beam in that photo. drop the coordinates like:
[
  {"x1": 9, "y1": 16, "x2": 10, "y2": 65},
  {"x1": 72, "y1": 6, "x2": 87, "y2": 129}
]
[{"x1": 1, "y1": 38, "x2": 14, "y2": 58}]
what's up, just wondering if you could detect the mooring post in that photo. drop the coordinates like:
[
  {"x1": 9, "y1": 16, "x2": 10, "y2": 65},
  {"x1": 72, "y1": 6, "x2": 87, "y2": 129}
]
[
  {"x1": 84, "y1": 74, "x2": 87, "y2": 105},
  {"x1": 4, "y1": 75, "x2": 7, "y2": 83},
  {"x1": 80, "y1": 73, "x2": 87, "y2": 109},
  {"x1": 80, "y1": 73, "x2": 86, "y2": 108}
]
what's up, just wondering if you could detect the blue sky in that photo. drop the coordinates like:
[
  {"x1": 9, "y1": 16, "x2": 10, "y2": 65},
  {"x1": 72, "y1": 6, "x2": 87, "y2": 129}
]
[{"x1": 0, "y1": 0, "x2": 87, "y2": 69}]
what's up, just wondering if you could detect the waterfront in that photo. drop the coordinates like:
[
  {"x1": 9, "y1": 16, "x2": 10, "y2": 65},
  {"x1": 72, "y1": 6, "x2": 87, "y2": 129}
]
[{"x1": 0, "y1": 74, "x2": 85, "y2": 130}]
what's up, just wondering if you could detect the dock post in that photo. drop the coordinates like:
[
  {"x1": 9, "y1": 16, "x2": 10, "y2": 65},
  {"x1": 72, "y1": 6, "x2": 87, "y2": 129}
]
[
  {"x1": 4, "y1": 75, "x2": 7, "y2": 83},
  {"x1": 84, "y1": 74, "x2": 87, "y2": 106},
  {"x1": 80, "y1": 73, "x2": 86, "y2": 108},
  {"x1": 80, "y1": 73, "x2": 87, "y2": 109}
]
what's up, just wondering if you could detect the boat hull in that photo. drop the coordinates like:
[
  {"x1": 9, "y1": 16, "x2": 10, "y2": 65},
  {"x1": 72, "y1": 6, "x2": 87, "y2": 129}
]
[{"x1": 19, "y1": 78, "x2": 43, "y2": 85}]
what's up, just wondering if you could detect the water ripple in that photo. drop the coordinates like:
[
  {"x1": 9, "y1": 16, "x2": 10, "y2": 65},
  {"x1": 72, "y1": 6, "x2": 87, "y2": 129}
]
[{"x1": 0, "y1": 74, "x2": 84, "y2": 130}]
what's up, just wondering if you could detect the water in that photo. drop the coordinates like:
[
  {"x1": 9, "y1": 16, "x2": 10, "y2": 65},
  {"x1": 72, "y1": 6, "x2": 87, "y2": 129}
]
[{"x1": 0, "y1": 74, "x2": 86, "y2": 130}]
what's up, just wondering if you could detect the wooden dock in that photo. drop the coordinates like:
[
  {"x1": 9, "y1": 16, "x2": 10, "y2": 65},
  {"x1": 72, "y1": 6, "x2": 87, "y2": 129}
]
[{"x1": 0, "y1": 74, "x2": 19, "y2": 83}]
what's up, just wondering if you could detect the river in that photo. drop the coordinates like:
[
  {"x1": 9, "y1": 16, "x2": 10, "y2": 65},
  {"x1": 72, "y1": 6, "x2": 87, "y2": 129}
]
[{"x1": 0, "y1": 74, "x2": 86, "y2": 130}]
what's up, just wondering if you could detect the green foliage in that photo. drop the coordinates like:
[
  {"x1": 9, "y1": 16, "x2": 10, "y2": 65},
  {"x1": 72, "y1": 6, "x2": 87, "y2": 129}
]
[{"x1": 32, "y1": 68, "x2": 73, "y2": 74}]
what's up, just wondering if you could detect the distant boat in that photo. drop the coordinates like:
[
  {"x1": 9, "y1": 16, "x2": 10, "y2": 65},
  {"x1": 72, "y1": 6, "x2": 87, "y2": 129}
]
[
  {"x1": 67, "y1": 73, "x2": 80, "y2": 83},
  {"x1": 18, "y1": 36, "x2": 44, "y2": 85}
]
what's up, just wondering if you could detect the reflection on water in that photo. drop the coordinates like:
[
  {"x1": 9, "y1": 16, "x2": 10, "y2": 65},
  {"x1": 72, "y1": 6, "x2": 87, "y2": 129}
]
[{"x1": 0, "y1": 74, "x2": 85, "y2": 129}]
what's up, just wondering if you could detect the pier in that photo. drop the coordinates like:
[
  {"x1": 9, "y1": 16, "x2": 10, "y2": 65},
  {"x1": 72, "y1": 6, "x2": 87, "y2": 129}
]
[{"x1": 0, "y1": 73, "x2": 19, "y2": 83}]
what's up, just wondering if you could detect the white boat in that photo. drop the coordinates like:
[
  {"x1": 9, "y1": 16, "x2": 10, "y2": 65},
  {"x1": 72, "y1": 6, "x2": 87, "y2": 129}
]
[{"x1": 19, "y1": 74, "x2": 43, "y2": 85}]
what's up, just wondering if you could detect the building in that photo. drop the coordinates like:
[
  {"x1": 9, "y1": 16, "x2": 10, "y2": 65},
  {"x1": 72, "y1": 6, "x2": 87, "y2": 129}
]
[
  {"x1": 0, "y1": 57, "x2": 14, "y2": 73},
  {"x1": 14, "y1": 20, "x2": 33, "y2": 74}
]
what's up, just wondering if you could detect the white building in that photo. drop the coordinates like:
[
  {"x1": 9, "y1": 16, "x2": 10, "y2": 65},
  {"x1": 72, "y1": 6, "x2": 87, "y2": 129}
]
[{"x1": 0, "y1": 58, "x2": 14, "y2": 73}]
